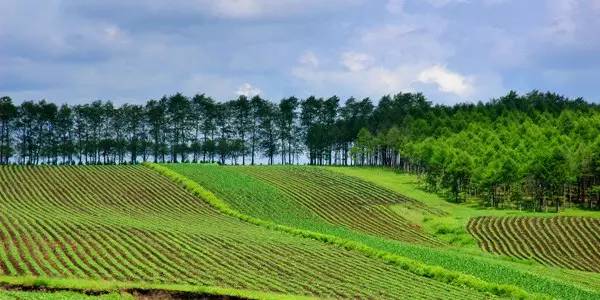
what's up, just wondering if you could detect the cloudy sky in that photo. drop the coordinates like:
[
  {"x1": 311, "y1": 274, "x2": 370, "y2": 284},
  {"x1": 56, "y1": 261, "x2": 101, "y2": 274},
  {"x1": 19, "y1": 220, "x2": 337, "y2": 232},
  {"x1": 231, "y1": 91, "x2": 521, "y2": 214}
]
[{"x1": 1, "y1": 0, "x2": 599, "y2": 105}]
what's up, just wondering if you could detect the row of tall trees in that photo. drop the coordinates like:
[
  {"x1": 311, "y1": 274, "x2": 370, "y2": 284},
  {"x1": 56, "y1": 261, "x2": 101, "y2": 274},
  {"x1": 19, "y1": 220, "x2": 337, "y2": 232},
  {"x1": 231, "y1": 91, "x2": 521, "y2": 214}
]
[
  {"x1": 0, "y1": 93, "x2": 377, "y2": 166},
  {"x1": 0, "y1": 94, "x2": 306, "y2": 166},
  {"x1": 1, "y1": 91, "x2": 599, "y2": 210}
]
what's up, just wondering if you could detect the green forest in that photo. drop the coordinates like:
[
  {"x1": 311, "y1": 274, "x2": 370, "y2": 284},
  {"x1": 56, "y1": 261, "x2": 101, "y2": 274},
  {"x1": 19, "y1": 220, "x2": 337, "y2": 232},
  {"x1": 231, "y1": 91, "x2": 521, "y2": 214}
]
[{"x1": 1, "y1": 91, "x2": 599, "y2": 211}]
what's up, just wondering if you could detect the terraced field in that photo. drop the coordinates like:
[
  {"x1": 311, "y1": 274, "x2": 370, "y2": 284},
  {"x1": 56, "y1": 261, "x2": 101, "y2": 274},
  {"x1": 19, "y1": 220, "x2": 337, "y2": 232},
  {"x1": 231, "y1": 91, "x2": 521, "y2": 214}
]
[
  {"x1": 468, "y1": 216, "x2": 600, "y2": 272},
  {"x1": 0, "y1": 165, "x2": 491, "y2": 299}
]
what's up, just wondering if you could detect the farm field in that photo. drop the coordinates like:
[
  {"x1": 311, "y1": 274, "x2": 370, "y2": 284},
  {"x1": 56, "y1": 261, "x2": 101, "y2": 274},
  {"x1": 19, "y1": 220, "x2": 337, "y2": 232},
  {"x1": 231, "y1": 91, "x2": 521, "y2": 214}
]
[
  {"x1": 167, "y1": 164, "x2": 600, "y2": 299},
  {"x1": 0, "y1": 165, "x2": 494, "y2": 299},
  {"x1": 468, "y1": 216, "x2": 600, "y2": 272},
  {"x1": 4, "y1": 1, "x2": 600, "y2": 299},
  {"x1": 237, "y1": 165, "x2": 445, "y2": 245},
  {"x1": 328, "y1": 168, "x2": 600, "y2": 291}
]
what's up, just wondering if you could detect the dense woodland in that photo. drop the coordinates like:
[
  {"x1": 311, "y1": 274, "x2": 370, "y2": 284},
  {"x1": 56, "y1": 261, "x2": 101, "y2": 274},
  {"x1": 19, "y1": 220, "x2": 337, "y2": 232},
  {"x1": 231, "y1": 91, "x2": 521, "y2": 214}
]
[{"x1": 0, "y1": 91, "x2": 599, "y2": 211}]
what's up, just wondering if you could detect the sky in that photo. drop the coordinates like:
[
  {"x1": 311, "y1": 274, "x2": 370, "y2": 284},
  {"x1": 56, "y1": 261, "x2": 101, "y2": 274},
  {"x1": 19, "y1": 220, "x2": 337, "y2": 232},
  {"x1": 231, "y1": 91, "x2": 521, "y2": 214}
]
[{"x1": 1, "y1": 0, "x2": 600, "y2": 105}]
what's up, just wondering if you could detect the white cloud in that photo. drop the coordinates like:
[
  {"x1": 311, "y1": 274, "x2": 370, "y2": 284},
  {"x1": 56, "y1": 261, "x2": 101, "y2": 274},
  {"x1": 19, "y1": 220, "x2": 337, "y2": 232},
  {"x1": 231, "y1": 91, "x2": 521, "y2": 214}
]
[
  {"x1": 418, "y1": 65, "x2": 473, "y2": 96},
  {"x1": 292, "y1": 64, "x2": 417, "y2": 97},
  {"x1": 425, "y1": 0, "x2": 468, "y2": 7},
  {"x1": 235, "y1": 83, "x2": 262, "y2": 97},
  {"x1": 293, "y1": 56, "x2": 478, "y2": 99},
  {"x1": 104, "y1": 25, "x2": 121, "y2": 40},
  {"x1": 203, "y1": 0, "x2": 362, "y2": 19},
  {"x1": 299, "y1": 51, "x2": 319, "y2": 68},
  {"x1": 546, "y1": 0, "x2": 578, "y2": 39},
  {"x1": 386, "y1": 0, "x2": 467, "y2": 13},
  {"x1": 292, "y1": 52, "x2": 418, "y2": 96},
  {"x1": 341, "y1": 52, "x2": 374, "y2": 72},
  {"x1": 358, "y1": 22, "x2": 451, "y2": 64},
  {"x1": 483, "y1": 0, "x2": 509, "y2": 4},
  {"x1": 385, "y1": 0, "x2": 405, "y2": 14},
  {"x1": 209, "y1": 0, "x2": 265, "y2": 18}
]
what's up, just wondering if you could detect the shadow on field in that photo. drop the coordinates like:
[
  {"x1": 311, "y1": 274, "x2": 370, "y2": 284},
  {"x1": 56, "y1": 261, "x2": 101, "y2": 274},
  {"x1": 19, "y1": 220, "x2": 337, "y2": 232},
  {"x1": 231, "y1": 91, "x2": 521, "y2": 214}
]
[
  {"x1": 1, "y1": 284, "x2": 249, "y2": 300},
  {"x1": 130, "y1": 289, "x2": 248, "y2": 300}
]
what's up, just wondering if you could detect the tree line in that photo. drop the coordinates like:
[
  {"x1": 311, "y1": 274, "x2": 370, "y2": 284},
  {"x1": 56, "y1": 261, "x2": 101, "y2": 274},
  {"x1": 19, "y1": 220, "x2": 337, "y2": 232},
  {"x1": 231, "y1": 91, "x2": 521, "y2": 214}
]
[
  {"x1": 0, "y1": 91, "x2": 598, "y2": 210},
  {"x1": 351, "y1": 91, "x2": 600, "y2": 211}
]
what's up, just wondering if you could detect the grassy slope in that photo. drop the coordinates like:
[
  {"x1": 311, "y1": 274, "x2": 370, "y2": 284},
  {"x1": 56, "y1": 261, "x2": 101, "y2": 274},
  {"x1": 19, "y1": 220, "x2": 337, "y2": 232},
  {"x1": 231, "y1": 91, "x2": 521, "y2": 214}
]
[
  {"x1": 0, "y1": 290, "x2": 128, "y2": 300},
  {"x1": 167, "y1": 164, "x2": 599, "y2": 299},
  {"x1": 0, "y1": 165, "x2": 488, "y2": 300},
  {"x1": 329, "y1": 167, "x2": 600, "y2": 292},
  {"x1": 159, "y1": 163, "x2": 531, "y2": 299}
]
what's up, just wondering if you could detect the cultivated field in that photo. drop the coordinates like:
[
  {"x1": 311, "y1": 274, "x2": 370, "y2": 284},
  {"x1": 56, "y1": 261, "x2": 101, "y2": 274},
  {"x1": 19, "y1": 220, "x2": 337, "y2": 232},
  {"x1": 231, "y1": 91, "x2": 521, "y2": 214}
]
[
  {"x1": 170, "y1": 165, "x2": 444, "y2": 246},
  {"x1": 168, "y1": 165, "x2": 600, "y2": 299},
  {"x1": 468, "y1": 216, "x2": 600, "y2": 272},
  {"x1": 0, "y1": 165, "x2": 491, "y2": 299}
]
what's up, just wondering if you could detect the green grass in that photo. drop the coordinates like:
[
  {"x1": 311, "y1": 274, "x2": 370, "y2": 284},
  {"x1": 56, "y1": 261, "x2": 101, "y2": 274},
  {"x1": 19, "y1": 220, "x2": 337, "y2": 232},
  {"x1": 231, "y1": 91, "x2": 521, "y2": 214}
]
[
  {"x1": 0, "y1": 275, "x2": 312, "y2": 300},
  {"x1": 166, "y1": 164, "x2": 600, "y2": 299},
  {"x1": 0, "y1": 290, "x2": 129, "y2": 300},
  {"x1": 0, "y1": 165, "x2": 491, "y2": 299}
]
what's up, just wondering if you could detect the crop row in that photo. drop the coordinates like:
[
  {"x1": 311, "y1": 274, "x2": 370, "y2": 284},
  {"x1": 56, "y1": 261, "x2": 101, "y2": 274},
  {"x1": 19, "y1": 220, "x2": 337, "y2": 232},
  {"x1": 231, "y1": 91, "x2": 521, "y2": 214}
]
[
  {"x1": 0, "y1": 165, "x2": 486, "y2": 299},
  {"x1": 235, "y1": 166, "x2": 444, "y2": 246},
  {"x1": 468, "y1": 216, "x2": 600, "y2": 272}
]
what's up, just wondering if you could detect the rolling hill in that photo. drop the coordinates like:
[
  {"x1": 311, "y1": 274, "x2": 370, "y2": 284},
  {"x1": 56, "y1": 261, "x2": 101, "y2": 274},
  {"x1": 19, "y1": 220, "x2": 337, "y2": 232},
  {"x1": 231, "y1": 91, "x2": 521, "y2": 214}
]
[{"x1": 0, "y1": 165, "x2": 491, "y2": 299}]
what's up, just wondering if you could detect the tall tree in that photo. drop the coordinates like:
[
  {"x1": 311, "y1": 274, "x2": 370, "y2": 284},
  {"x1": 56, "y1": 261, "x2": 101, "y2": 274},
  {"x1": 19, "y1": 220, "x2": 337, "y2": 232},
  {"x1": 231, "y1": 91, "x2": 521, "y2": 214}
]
[
  {"x1": 278, "y1": 97, "x2": 298, "y2": 164},
  {"x1": 259, "y1": 101, "x2": 278, "y2": 165},
  {"x1": 249, "y1": 95, "x2": 265, "y2": 165},
  {"x1": 0, "y1": 97, "x2": 17, "y2": 164},
  {"x1": 322, "y1": 96, "x2": 339, "y2": 165},
  {"x1": 194, "y1": 95, "x2": 217, "y2": 162},
  {"x1": 55, "y1": 104, "x2": 74, "y2": 164},
  {"x1": 16, "y1": 101, "x2": 39, "y2": 164},
  {"x1": 167, "y1": 93, "x2": 191, "y2": 162},
  {"x1": 215, "y1": 102, "x2": 233, "y2": 164},
  {"x1": 233, "y1": 95, "x2": 251, "y2": 165},
  {"x1": 300, "y1": 96, "x2": 322, "y2": 165},
  {"x1": 122, "y1": 104, "x2": 144, "y2": 163},
  {"x1": 146, "y1": 98, "x2": 167, "y2": 163},
  {"x1": 190, "y1": 94, "x2": 207, "y2": 162}
]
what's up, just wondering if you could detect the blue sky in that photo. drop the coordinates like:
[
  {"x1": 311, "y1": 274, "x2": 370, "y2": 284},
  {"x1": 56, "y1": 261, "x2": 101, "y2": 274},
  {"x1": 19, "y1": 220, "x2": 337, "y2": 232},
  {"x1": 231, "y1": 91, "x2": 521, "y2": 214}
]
[{"x1": 1, "y1": 0, "x2": 599, "y2": 105}]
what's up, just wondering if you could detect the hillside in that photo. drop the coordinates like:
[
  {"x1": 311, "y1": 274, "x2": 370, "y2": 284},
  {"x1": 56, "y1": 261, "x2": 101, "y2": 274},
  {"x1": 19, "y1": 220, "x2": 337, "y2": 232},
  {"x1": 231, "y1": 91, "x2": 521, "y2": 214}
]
[
  {"x1": 167, "y1": 164, "x2": 600, "y2": 299},
  {"x1": 0, "y1": 165, "x2": 492, "y2": 299}
]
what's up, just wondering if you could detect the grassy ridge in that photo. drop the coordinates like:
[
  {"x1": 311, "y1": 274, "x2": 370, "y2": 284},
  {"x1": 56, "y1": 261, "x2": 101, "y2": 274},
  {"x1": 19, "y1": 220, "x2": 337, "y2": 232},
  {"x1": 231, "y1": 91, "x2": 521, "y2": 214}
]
[
  {"x1": 0, "y1": 165, "x2": 487, "y2": 299},
  {"x1": 166, "y1": 164, "x2": 600, "y2": 299},
  {"x1": 159, "y1": 163, "x2": 542, "y2": 299}
]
